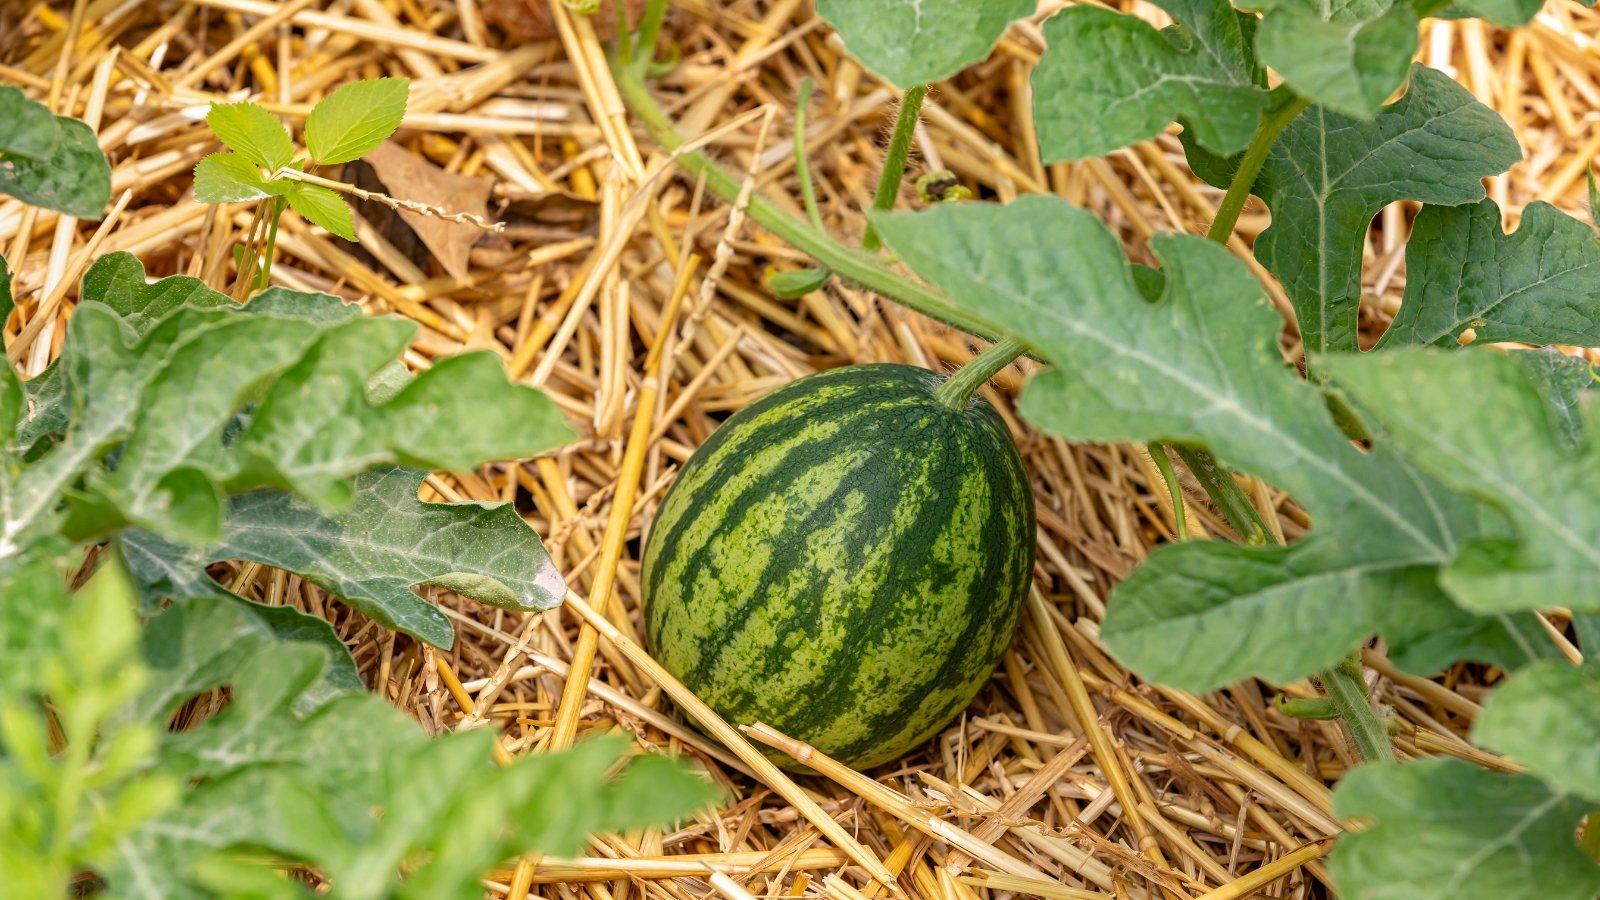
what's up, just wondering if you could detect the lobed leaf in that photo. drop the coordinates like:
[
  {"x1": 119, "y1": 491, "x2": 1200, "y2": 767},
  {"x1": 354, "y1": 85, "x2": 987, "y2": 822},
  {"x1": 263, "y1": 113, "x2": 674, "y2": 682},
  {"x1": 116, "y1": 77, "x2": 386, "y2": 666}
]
[
  {"x1": 871, "y1": 195, "x2": 1552, "y2": 690},
  {"x1": 1331, "y1": 759, "x2": 1600, "y2": 900},
  {"x1": 205, "y1": 101, "x2": 294, "y2": 170},
  {"x1": 121, "y1": 468, "x2": 567, "y2": 649},
  {"x1": 1033, "y1": 0, "x2": 1266, "y2": 161},
  {"x1": 1476, "y1": 661, "x2": 1600, "y2": 802},
  {"x1": 1514, "y1": 347, "x2": 1595, "y2": 450},
  {"x1": 1253, "y1": 0, "x2": 1417, "y2": 119},
  {"x1": 815, "y1": 0, "x2": 1033, "y2": 87},
  {"x1": 0, "y1": 115, "x2": 112, "y2": 219},
  {"x1": 1326, "y1": 348, "x2": 1600, "y2": 616},
  {"x1": 1379, "y1": 200, "x2": 1600, "y2": 349},
  {"x1": 78, "y1": 586, "x2": 714, "y2": 899},
  {"x1": 304, "y1": 77, "x2": 410, "y2": 165},
  {"x1": 1186, "y1": 65, "x2": 1519, "y2": 356}
]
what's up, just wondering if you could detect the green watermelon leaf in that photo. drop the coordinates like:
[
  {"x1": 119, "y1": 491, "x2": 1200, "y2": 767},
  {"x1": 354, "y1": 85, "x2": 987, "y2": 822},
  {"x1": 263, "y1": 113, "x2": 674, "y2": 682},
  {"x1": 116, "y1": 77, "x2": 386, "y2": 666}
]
[
  {"x1": 1588, "y1": 164, "x2": 1600, "y2": 229},
  {"x1": 815, "y1": 0, "x2": 1034, "y2": 87},
  {"x1": 1379, "y1": 200, "x2": 1600, "y2": 349},
  {"x1": 1325, "y1": 348, "x2": 1600, "y2": 616},
  {"x1": 0, "y1": 86, "x2": 59, "y2": 161},
  {"x1": 1252, "y1": 0, "x2": 1418, "y2": 119},
  {"x1": 1514, "y1": 348, "x2": 1595, "y2": 450},
  {"x1": 0, "y1": 565, "x2": 713, "y2": 899},
  {"x1": 121, "y1": 468, "x2": 566, "y2": 650},
  {"x1": 1331, "y1": 759, "x2": 1600, "y2": 900},
  {"x1": 1033, "y1": 0, "x2": 1267, "y2": 161},
  {"x1": 1185, "y1": 65, "x2": 1519, "y2": 356},
  {"x1": 205, "y1": 101, "x2": 294, "y2": 170},
  {"x1": 870, "y1": 195, "x2": 1548, "y2": 690},
  {"x1": 1476, "y1": 661, "x2": 1600, "y2": 802},
  {"x1": 304, "y1": 77, "x2": 409, "y2": 165},
  {"x1": 0, "y1": 114, "x2": 112, "y2": 219}
]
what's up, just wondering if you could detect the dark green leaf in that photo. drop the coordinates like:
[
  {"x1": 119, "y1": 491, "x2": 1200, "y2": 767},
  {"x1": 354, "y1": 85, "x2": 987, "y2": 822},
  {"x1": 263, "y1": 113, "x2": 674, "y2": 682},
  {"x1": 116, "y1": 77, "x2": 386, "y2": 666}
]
[
  {"x1": 0, "y1": 86, "x2": 59, "y2": 161},
  {"x1": 80, "y1": 252, "x2": 235, "y2": 335},
  {"x1": 121, "y1": 593, "x2": 359, "y2": 727},
  {"x1": 766, "y1": 267, "x2": 831, "y2": 298},
  {"x1": 285, "y1": 181, "x2": 356, "y2": 240},
  {"x1": 193, "y1": 152, "x2": 273, "y2": 204},
  {"x1": 1188, "y1": 65, "x2": 1519, "y2": 355},
  {"x1": 1326, "y1": 348, "x2": 1600, "y2": 615},
  {"x1": 1033, "y1": 0, "x2": 1266, "y2": 160},
  {"x1": 1477, "y1": 661, "x2": 1600, "y2": 802},
  {"x1": 122, "y1": 468, "x2": 567, "y2": 649},
  {"x1": 1514, "y1": 347, "x2": 1594, "y2": 450},
  {"x1": 1254, "y1": 0, "x2": 1418, "y2": 119},
  {"x1": 871, "y1": 195, "x2": 1543, "y2": 689},
  {"x1": 205, "y1": 101, "x2": 294, "y2": 170},
  {"x1": 1451, "y1": 0, "x2": 1546, "y2": 26},
  {"x1": 1379, "y1": 200, "x2": 1600, "y2": 349},
  {"x1": 0, "y1": 115, "x2": 112, "y2": 219},
  {"x1": 1331, "y1": 759, "x2": 1600, "y2": 900},
  {"x1": 815, "y1": 0, "x2": 1034, "y2": 87},
  {"x1": 303, "y1": 77, "x2": 409, "y2": 165}
]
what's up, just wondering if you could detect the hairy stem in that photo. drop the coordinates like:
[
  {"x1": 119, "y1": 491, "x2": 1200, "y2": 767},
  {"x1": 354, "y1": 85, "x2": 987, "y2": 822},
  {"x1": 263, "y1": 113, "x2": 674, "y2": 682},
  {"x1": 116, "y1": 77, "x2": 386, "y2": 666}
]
[
  {"x1": 615, "y1": 64, "x2": 1004, "y2": 341},
  {"x1": 935, "y1": 336, "x2": 1028, "y2": 410},
  {"x1": 634, "y1": 0, "x2": 669, "y2": 67},
  {"x1": 1206, "y1": 93, "x2": 1312, "y2": 243},
  {"x1": 1323, "y1": 649, "x2": 1397, "y2": 764},
  {"x1": 794, "y1": 78, "x2": 824, "y2": 231},
  {"x1": 1148, "y1": 444, "x2": 1188, "y2": 542},
  {"x1": 1172, "y1": 446, "x2": 1272, "y2": 545},
  {"x1": 862, "y1": 84, "x2": 927, "y2": 250}
]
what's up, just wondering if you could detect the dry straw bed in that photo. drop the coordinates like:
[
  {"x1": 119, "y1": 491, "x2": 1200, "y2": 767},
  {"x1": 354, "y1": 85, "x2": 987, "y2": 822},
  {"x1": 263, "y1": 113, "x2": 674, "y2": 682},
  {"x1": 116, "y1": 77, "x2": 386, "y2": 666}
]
[{"x1": 3, "y1": 0, "x2": 1598, "y2": 897}]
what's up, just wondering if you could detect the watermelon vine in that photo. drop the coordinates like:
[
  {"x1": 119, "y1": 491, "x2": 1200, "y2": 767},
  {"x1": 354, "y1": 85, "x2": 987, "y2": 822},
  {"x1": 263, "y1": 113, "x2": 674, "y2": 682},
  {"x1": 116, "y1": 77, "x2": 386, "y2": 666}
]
[{"x1": 616, "y1": 0, "x2": 1600, "y2": 896}]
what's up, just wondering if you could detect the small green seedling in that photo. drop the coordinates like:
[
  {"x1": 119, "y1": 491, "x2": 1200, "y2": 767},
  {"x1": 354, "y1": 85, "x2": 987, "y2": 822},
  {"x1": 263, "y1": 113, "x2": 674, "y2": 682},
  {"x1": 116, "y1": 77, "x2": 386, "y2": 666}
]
[{"x1": 194, "y1": 77, "x2": 410, "y2": 294}]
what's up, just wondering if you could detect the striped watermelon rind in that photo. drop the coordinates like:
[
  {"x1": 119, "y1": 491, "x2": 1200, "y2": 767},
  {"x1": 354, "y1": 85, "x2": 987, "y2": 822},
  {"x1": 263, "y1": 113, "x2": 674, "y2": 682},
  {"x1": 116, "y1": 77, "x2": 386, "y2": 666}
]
[{"x1": 642, "y1": 364, "x2": 1035, "y2": 770}]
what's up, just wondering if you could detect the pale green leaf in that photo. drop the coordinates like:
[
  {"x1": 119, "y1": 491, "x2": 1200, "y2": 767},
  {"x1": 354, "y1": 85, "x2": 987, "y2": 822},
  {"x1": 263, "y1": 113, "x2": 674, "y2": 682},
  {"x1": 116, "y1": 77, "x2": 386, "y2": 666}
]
[
  {"x1": 1186, "y1": 65, "x2": 1519, "y2": 355},
  {"x1": 205, "y1": 101, "x2": 293, "y2": 169},
  {"x1": 121, "y1": 467, "x2": 567, "y2": 649},
  {"x1": 871, "y1": 195, "x2": 1547, "y2": 689},
  {"x1": 815, "y1": 0, "x2": 1033, "y2": 87},
  {"x1": 1331, "y1": 759, "x2": 1600, "y2": 900},
  {"x1": 304, "y1": 77, "x2": 409, "y2": 165},
  {"x1": 193, "y1": 152, "x2": 271, "y2": 203},
  {"x1": 1477, "y1": 661, "x2": 1600, "y2": 802},
  {"x1": 0, "y1": 86, "x2": 58, "y2": 161},
  {"x1": 0, "y1": 115, "x2": 112, "y2": 219},
  {"x1": 1379, "y1": 200, "x2": 1600, "y2": 349},
  {"x1": 766, "y1": 267, "x2": 831, "y2": 298},
  {"x1": 285, "y1": 182, "x2": 355, "y2": 240},
  {"x1": 1326, "y1": 348, "x2": 1600, "y2": 615},
  {"x1": 1033, "y1": 0, "x2": 1266, "y2": 161},
  {"x1": 1254, "y1": 0, "x2": 1417, "y2": 119}
]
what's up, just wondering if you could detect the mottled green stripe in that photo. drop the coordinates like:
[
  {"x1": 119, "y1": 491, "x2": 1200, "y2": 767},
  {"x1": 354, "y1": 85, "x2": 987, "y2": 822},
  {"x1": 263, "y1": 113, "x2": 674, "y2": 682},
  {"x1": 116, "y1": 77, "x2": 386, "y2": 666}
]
[{"x1": 641, "y1": 364, "x2": 1035, "y2": 769}]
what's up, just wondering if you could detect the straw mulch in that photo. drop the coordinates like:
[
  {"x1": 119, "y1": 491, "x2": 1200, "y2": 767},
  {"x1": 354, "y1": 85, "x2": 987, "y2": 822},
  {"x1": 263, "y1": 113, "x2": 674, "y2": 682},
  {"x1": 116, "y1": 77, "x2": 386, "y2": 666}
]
[{"x1": 3, "y1": 1, "x2": 1597, "y2": 897}]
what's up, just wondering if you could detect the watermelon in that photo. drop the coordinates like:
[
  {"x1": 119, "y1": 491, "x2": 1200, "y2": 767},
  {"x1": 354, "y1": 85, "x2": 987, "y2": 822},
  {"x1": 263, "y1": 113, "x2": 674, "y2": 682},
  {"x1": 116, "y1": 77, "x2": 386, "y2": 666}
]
[{"x1": 642, "y1": 363, "x2": 1035, "y2": 770}]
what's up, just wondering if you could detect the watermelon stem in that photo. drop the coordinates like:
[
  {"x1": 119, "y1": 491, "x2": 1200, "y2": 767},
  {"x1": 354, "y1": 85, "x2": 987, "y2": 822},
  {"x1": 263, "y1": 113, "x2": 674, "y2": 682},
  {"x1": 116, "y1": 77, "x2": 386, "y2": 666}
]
[
  {"x1": 862, "y1": 84, "x2": 928, "y2": 251},
  {"x1": 936, "y1": 336, "x2": 1028, "y2": 410}
]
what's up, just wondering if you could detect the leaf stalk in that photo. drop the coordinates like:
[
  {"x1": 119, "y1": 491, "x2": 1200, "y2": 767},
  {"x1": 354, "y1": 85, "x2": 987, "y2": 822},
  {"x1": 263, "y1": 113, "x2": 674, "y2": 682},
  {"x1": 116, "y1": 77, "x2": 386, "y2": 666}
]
[{"x1": 862, "y1": 84, "x2": 927, "y2": 250}]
